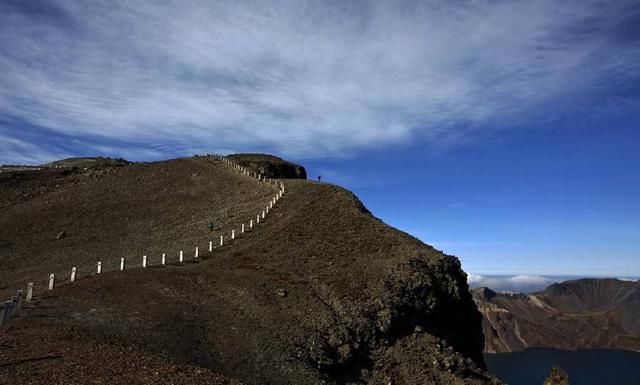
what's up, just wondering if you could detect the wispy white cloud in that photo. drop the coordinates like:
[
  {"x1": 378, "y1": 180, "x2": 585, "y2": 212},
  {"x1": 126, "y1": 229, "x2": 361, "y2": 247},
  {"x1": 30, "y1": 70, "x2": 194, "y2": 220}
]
[
  {"x1": 0, "y1": 135, "x2": 68, "y2": 165},
  {"x1": 0, "y1": 0, "x2": 638, "y2": 163},
  {"x1": 617, "y1": 277, "x2": 640, "y2": 282}
]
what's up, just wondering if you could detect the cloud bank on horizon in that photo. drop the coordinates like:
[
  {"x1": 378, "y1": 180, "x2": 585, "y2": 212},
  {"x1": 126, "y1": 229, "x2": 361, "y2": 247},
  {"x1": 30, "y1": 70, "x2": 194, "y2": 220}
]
[
  {"x1": 1, "y1": 0, "x2": 639, "y2": 164},
  {"x1": 467, "y1": 274, "x2": 557, "y2": 293},
  {"x1": 467, "y1": 274, "x2": 640, "y2": 293}
]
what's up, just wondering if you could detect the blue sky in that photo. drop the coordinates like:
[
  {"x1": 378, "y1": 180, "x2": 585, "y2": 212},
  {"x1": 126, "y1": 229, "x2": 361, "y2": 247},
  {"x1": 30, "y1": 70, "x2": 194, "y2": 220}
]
[
  {"x1": 304, "y1": 123, "x2": 640, "y2": 277},
  {"x1": 1, "y1": 1, "x2": 639, "y2": 277}
]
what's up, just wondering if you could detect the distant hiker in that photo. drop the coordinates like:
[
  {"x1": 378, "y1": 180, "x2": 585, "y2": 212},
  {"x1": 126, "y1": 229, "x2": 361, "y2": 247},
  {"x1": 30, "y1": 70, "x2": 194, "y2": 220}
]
[
  {"x1": 207, "y1": 221, "x2": 214, "y2": 232},
  {"x1": 317, "y1": 175, "x2": 322, "y2": 182}
]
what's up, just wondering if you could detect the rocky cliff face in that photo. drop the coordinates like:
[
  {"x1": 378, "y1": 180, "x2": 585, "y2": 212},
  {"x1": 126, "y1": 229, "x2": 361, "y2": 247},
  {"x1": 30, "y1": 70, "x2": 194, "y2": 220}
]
[{"x1": 473, "y1": 279, "x2": 640, "y2": 353}]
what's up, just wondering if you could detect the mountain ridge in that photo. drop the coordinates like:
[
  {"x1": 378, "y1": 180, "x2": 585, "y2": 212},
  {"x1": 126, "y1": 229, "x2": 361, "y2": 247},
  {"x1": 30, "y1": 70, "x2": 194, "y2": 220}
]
[
  {"x1": 0, "y1": 154, "x2": 499, "y2": 385},
  {"x1": 473, "y1": 278, "x2": 640, "y2": 353}
]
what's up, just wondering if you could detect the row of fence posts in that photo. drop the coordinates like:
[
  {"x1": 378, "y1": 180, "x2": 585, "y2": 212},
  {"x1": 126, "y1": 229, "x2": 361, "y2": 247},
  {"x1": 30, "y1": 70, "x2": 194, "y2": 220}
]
[{"x1": 0, "y1": 154, "x2": 285, "y2": 330}]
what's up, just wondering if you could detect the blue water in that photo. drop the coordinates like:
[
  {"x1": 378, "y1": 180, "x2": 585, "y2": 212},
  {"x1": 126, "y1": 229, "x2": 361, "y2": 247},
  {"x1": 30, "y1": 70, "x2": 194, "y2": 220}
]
[{"x1": 485, "y1": 348, "x2": 640, "y2": 385}]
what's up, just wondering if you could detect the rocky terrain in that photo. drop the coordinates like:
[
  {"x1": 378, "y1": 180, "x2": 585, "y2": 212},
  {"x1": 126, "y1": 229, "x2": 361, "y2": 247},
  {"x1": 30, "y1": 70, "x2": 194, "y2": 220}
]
[
  {"x1": 228, "y1": 153, "x2": 307, "y2": 179},
  {"x1": 473, "y1": 278, "x2": 640, "y2": 353},
  {"x1": 43, "y1": 156, "x2": 133, "y2": 169},
  {"x1": 543, "y1": 367, "x2": 570, "y2": 385},
  {"x1": 0, "y1": 154, "x2": 500, "y2": 384}
]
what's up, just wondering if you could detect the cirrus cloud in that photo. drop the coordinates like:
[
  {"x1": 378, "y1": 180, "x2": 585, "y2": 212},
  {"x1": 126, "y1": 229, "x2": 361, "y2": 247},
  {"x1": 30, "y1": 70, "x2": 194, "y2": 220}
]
[{"x1": 1, "y1": 0, "x2": 639, "y2": 163}]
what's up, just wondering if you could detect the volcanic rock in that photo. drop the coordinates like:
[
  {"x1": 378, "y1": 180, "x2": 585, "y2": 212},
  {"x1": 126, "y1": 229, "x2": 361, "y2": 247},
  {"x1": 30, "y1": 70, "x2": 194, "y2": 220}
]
[
  {"x1": 227, "y1": 153, "x2": 307, "y2": 179},
  {"x1": 543, "y1": 367, "x2": 570, "y2": 385},
  {"x1": 473, "y1": 278, "x2": 640, "y2": 353}
]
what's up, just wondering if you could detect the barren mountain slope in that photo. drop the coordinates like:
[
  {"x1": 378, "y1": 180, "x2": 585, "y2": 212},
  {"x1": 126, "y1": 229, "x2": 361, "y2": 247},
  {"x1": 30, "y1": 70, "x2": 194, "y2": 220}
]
[
  {"x1": 1, "y1": 155, "x2": 499, "y2": 385},
  {"x1": 0, "y1": 156, "x2": 279, "y2": 297},
  {"x1": 473, "y1": 279, "x2": 640, "y2": 353}
]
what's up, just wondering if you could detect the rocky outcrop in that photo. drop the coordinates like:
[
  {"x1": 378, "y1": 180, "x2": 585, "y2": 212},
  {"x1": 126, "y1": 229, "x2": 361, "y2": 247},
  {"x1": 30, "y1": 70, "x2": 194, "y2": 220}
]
[
  {"x1": 227, "y1": 153, "x2": 307, "y2": 179},
  {"x1": 381, "y1": 257, "x2": 486, "y2": 368},
  {"x1": 473, "y1": 279, "x2": 640, "y2": 353},
  {"x1": 543, "y1": 367, "x2": 570, "y2": 385},
  {"x1": 474, "y1": 287, "x2": 497, "y2": 301}
]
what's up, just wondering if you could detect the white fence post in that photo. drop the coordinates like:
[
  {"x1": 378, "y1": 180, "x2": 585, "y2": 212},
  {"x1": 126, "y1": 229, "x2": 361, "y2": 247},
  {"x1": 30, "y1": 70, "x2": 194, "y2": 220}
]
[
  {"x1": 250, "y1": 219, "x2": 253, "y2": 228},
  {"x1": 195, "y1": 247, "x2": 199, "y2": 258},
  {"x1": 70, "y1": 267, "x2": 77, "y2": 282},
  {"x1": 97, "y1": 262, "x2": 102, "y2": 274},
  {"x1": 220, "y1": 234, "x2": 224, "y2": 246},
  {"x1": 161, "y1": 253, "x2": 166, "y2": 266},
  {"x1": 257, "y1": 214, "x2": 260, "y2": 224},
  {"x1": 143, "y1": 255, "x2": 147, "y2": 268},
  {"x1": 179, "y1": 251, "x2": 184, "y2": 263},
  {"x1": 48, "y1": 274, "x2": 55, "y2": 290},
  {"x1": 209, "y1": 241, "x2": 213, "y2": 252},
  {"x1": 120, "y1": 257, "x2": 126, "y2": 271},
  {"x1": 231, "y1": 229, "x2": 235, "y2": 240},
  {"x1": 26, "y1": 282, "x2": 33, "y2": 302},
  {"x1": 242, "y1": 223, "x2": 245, "y2": 233},
  {"x1": 262, "y1": 210, "x2": 265, "y2": 219}
]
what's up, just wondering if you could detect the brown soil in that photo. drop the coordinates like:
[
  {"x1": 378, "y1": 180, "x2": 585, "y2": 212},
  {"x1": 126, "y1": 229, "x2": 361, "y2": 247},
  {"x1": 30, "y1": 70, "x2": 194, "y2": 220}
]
[
  {"x1": 0, "y1": 315, "x2": 239, "y2": 385},
  {"x1": 0, "y1": 156, "x2": 279, "y2": 296},
  {"x1": 0, "y1": 155, "x2": 499, "y2": 385}
]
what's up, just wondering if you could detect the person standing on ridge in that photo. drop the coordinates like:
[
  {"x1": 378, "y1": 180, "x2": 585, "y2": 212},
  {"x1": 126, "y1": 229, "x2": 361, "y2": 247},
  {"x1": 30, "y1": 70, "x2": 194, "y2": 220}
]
[{"x1": 317, "y1": 175, "x2": 322, "y2": 182}]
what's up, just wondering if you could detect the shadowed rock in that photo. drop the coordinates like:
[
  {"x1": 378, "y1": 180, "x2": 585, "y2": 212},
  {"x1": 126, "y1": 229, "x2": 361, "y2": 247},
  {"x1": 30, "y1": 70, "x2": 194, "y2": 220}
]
[
  {"x1": 228, "y1": 153, "x2": 307, "y2": 179},
  {"x1": 543, "y1": 367, "x2": 570, "y2": 385}
]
